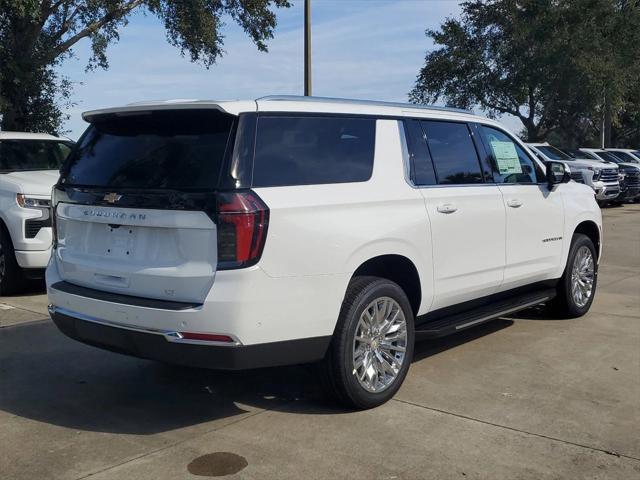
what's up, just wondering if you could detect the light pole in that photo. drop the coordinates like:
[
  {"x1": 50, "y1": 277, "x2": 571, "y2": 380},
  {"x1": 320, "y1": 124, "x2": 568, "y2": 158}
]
[{"x1": 304, "y1": 0, "x2": 312, "y2": 96}]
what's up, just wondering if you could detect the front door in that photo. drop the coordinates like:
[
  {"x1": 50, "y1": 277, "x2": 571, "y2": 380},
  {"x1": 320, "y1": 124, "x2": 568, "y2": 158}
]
[{"x1": 476, "y1": 125, "x2": 565, "y2": 289}]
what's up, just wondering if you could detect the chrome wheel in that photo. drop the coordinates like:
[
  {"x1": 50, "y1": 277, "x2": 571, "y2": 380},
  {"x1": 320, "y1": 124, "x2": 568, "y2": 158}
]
[
  {"x1": 571, "y1": 246, "x2": 595, "y2": 308},
  {"x1": 352, "y1": 297, "x2": 407, "y2": 393}
]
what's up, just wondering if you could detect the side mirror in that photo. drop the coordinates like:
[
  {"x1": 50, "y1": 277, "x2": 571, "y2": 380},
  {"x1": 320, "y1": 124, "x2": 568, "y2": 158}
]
[{"x1": 546, "y1": 161, "x2": 571, "y2": 188}]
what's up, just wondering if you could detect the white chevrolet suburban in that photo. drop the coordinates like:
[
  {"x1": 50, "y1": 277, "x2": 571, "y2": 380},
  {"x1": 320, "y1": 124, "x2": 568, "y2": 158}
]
[
  {"x1": 47, "y1": 96, "x2": 602, "y2": 409},
  {"x1": 0, "y1": 131, "x2": 73, "y2": 294}
]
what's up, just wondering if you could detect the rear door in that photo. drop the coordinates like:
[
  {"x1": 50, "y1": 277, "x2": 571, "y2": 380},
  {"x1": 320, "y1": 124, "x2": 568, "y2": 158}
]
[
  {"x1": 53, "y1": 109, "x2": 236, "y2": 304},
  {"x1": 476, "y1": 124, "x2": 565, "y2": 288},
  {"x1": 404, "y1": 119, "x2": 505, "y2": 310}
]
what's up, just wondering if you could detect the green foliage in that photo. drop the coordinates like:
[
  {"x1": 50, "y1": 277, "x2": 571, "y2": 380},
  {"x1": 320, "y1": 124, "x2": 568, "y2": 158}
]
[
  {"x1": 410, "y1": 0, "x2": 640, "y2": 146},
  {"x1": 0, "y1": 0, "x2": 290, "y2": 133}
]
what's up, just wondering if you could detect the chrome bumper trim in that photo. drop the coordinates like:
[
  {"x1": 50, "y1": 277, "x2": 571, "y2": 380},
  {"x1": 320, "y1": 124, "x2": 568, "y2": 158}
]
[{"x1": 48, "y1": 305, "x2": 242, "y2": 346}]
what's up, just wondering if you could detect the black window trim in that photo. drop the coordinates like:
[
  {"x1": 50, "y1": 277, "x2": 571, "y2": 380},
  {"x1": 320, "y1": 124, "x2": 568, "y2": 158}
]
[
  {"x1": 473, "y1": 122, "x2": 547, "y2": 186},
  {"x1": 402, "y1": 119, "x2": 493, "y2": 188},
  {"x1": 59, "y1": 109, "x2": 538, "y2": 193},
  {"x1": 251, "y1": 112, "x2": 377, "y2": 188},
  {"x1": 401, "y1": 119, "x2": 436, "y2": 186}
]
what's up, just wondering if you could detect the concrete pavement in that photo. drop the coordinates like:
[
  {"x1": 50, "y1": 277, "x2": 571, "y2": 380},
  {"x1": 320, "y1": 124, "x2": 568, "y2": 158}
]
[{"x1": 0, "y1": 205, "x2": 638, "y2": 479}]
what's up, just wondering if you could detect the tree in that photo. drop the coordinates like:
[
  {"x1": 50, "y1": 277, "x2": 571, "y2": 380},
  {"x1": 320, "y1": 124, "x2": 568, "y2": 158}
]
[
  {"x1": 0, "y1": 0, "x2": 290, "y2": 133},
  {"x1": 409, "y1": 0, "x2": 640, "y2": 144}
]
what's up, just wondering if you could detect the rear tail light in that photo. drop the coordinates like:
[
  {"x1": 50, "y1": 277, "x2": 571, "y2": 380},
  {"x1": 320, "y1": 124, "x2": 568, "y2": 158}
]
[{"x1": 216, "y1": 190, "x2": 269, "y2": 269}]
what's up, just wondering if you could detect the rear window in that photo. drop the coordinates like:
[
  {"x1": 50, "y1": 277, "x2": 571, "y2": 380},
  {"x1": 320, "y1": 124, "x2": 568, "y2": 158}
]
[
  {"x1": 0, "y1": 140, "x2": 72, "y2": 172},
  {"x1": 252, "y1": 116, "x2": 375, "y2": 187},
  {"x1": 62, "y1": 110, "x2": 234, "y2": 189}
]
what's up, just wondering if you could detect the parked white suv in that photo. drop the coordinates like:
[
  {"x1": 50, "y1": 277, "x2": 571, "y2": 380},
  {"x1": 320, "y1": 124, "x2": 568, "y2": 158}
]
[
  {"x1": 0, "y1": 131, "x2": 73, "y2": 293},
  {"x1": 527, "y1": 143, "x2": 620, "y2": 203},
  {"x1": 47, "y1": 97, "x2": 602, "y2": 408}
]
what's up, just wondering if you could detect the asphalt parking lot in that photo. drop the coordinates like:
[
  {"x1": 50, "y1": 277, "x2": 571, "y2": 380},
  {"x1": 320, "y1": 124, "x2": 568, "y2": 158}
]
[{"x1": 1, "y1": 205, "x2": 639, "y2": 480}]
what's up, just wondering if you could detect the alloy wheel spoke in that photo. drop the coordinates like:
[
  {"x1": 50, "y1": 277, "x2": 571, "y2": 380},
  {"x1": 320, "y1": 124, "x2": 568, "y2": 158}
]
[
  {"x1": 380, "y1": 342, "x2": 405, "y2": 353},
  {"x1": 571, "y1": 246, "x2": 594, "y2": 308},
  {"x1": 352, "y1": 296, "x2": 407, "y2": 393}
]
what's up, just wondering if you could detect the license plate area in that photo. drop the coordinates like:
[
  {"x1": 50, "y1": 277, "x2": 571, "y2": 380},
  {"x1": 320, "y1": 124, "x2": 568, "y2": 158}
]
[{"x1": 105, "y1": 224, "x2": 136, "y2": 258}]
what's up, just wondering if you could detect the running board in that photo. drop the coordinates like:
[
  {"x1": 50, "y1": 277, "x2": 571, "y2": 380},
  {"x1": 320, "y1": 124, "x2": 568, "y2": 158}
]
[{"x1": 415, "y1": 288, "x2": 556, "y2": 340}]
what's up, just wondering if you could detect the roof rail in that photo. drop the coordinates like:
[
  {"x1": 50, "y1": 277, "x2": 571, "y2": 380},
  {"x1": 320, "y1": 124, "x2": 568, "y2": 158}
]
[{"x1": 256, "y1": 95, "x2": 473, "y2": 115}]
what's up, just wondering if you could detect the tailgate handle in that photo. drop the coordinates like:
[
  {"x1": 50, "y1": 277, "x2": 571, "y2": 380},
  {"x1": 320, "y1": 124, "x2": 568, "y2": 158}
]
[{"x1": 94, "y1": 273, "x2": 129, "y2": 288}]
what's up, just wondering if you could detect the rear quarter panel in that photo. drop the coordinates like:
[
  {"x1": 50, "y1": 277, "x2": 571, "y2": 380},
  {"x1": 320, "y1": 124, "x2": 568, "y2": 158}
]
[{"x1": 254, "y1": 119, "x2": 434, "y2": 316}]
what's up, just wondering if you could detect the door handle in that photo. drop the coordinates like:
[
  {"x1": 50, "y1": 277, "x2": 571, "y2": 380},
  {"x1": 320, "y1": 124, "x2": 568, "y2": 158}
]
[
  {"x1": 436, "y1": 203, "x2": 458, "y2": 214},
  {"x1": 507, "y1": 199, "x2": 523, "y2": 208}
]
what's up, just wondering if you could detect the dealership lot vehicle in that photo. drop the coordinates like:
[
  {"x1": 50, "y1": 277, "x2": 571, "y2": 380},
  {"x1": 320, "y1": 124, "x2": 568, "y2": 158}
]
[
  {"x1": 0, "y1": 132, "x2": 73, "y2": 294},
  {"x1": 582, "y1": 148, "x2": 640, "y2": 203},
  {"x1": 527, "y1": 142, "x2": 620, "y2": 203},
  {"x1": 606, "y1": 148, "x2": 640, "y2": 163},
  {"x1": 47, "y1": 96, "x2": 602, "y2": 409}
]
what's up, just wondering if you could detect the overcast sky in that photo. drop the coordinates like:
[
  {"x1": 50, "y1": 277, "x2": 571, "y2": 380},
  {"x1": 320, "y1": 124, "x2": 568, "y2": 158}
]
[{"x1": 60, "y1": 0, "x2": 520, "y2": 139}]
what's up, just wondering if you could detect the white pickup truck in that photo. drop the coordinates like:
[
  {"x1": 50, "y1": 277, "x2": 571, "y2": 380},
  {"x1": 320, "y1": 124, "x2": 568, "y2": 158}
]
[{"x1": 0, "y1": 131, "x2": 73, "y2": 294}]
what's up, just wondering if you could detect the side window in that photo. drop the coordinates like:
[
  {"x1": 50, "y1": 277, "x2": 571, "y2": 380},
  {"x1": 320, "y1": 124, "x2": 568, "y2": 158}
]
[
  {"x1": 421, "y1": 121, "x2": 484, "y2": 185},
  {"x1": 252, "y1": 116, "x2": 375, "y2": 187},
  {"x1": 403, "y1": 119, "x2": 436, "y2": 185},
  {"x1": 480, "y1": 126, "x2": 542, "y2": 184}
]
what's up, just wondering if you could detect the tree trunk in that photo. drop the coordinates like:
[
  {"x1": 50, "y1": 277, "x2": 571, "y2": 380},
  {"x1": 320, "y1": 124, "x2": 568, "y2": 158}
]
[
  {"x1": 604, "y1": 104, "x2": 612, "y2": 148},
  {"x1": 524, "y1": 118, "x2": 541, "y2": 142}
]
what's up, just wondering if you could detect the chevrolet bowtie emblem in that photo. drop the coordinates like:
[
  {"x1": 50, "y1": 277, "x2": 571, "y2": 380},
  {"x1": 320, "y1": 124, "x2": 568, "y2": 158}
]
[{"x1": 103, "y1": 193, "x2": 122, "y2": 204}]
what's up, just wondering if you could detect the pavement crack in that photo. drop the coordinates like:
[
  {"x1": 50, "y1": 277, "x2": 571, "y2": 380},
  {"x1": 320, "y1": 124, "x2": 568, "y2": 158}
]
[
  {"x1": 392, "y1": 398, "x2": 640, "y2": 463},
  {"x1": 2, "y1": 303, "x2": 49, "y2": 317}
]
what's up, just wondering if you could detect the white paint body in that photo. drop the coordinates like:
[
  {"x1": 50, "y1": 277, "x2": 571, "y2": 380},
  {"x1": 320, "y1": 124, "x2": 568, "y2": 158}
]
[
  {"x1": 0, "y1": 132, "x2": 65, "y2": 269},
  {"x1": 47, "y1": 98, "x2": 602, "y2": 348}
]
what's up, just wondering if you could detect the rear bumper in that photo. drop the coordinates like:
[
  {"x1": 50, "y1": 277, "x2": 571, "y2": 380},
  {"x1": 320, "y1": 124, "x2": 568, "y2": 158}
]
[
  {"x1": 46, "y1": 256, "x2": 348, "y2": 346},
  {"x1": 49, "y1": 305, "x2": 331, "y2": 370}
]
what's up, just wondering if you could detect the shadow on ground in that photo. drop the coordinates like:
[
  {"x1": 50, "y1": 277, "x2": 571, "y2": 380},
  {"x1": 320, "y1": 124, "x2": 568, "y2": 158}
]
[
  {"x1": 6, "y1": 278, "x2": 46, "y2": 298},
  {"x1": 0, "y1": 307, "x2": 553, "y2": 436}
]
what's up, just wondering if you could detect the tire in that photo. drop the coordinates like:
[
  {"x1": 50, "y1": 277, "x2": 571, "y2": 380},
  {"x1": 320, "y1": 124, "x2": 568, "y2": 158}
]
[
  {"x1": 0, "y1": 226, "x2": 24, "y2": 295},
  {"x1": 551, "y1": 233, "x2": 598, "y2": 318},
  {"x1": 321, "y1": 276, "x2": 415, "y2": 409}
]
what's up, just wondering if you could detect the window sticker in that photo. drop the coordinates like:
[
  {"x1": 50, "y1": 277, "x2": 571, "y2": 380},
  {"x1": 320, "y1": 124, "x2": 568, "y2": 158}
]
[{"x1": 490, "y1": 141, "x2": 522, "y2": 175}]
